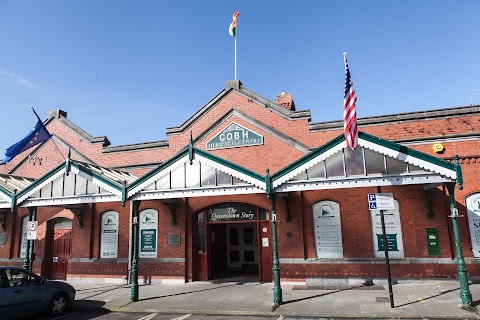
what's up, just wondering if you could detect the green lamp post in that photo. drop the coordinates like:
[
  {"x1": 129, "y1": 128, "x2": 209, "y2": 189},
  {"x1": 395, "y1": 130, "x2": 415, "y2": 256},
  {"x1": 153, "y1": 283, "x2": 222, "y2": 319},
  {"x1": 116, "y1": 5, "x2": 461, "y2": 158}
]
[
  {"x1": 266, "y1": 169, "x2": 282, "y2": 305},
  {"x1": 130, "y1": 200, "x2": 141, "y2": 302},
  {"x1": 445, "y1": 155, "x2": 472, "y2": 306}
]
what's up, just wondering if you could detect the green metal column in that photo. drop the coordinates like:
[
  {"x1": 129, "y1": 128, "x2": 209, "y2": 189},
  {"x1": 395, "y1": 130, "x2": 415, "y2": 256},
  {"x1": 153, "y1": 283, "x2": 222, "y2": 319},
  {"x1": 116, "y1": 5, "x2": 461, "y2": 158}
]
[
  {"x1": 270, "y1": 193, "x2": 282, "y2": 305},
  {"x1": 446, "y1": 182, "x2": 472, "y2": 306},
  {"x1": 23, "y1": 207, "x2": 35, "y2": 271},
  {"x1": 130, "y1": 200, "x2": 141, "y2": 302}
]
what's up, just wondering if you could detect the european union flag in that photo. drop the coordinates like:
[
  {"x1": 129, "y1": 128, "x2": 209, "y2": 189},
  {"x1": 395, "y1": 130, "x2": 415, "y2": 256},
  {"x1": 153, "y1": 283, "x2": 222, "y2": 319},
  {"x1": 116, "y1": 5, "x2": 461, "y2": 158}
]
[{"x1": 2, "y1": 116, "x2": 51, "y2": 164}]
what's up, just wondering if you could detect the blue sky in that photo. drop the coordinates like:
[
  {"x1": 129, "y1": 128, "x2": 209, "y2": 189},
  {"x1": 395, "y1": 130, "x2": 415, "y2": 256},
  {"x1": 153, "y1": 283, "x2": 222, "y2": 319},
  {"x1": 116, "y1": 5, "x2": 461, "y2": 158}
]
[{"x1": 1, "y1": 1, "x2": 479, "y2": 152}]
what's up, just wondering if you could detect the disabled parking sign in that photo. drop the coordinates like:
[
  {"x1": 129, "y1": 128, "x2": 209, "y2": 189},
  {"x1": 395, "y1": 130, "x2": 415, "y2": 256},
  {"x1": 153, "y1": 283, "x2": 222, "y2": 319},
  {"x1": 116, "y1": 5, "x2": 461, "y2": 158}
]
[{"x1": 368, "y1": 193, "x2": 394, "y2": 210}]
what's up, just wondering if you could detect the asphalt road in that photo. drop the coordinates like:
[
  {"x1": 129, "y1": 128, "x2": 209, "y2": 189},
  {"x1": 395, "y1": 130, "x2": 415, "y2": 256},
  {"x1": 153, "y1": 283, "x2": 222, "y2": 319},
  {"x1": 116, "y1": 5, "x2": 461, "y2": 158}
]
[{"x1": 22, "y1": 310, "x2": 450, "y2": 320}]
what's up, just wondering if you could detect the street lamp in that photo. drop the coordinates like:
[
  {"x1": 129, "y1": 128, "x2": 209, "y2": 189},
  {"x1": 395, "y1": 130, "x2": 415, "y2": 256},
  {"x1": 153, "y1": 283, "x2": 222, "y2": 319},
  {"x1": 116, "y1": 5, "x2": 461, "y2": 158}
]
[{"x1": 471, "y1": 94, "x2": 479, "y2": 106}]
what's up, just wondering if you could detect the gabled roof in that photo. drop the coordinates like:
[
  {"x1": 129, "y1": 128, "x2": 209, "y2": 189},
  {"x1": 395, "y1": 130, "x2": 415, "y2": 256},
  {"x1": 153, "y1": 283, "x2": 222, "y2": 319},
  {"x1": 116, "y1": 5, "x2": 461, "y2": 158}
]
[
  {"x1": 127, "y1": 144, "x2": 267, "y2": 200},
  {"x1": 0, "y1": 174, "x2": 35, "y2": 209},
  {"x1": 16, "y1": 159, "x2": 136, "y2": 207},
  {"x1": 165, "y1": 80, "x2": 311, "y2": 136},
  {"x1": 192, "y1": 109, "x2": 311, "y2": 154},
  {"x1": 271, "y1": 131, "x2": 460, "y2": 192}
]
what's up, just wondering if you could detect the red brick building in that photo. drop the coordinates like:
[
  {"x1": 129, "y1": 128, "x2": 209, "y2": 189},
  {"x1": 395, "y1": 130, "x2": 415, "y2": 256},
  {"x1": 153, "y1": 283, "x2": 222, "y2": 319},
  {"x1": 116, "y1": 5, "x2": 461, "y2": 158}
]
[{"x1": 1, "y1": 80, "x2": 479, "y2": 290}]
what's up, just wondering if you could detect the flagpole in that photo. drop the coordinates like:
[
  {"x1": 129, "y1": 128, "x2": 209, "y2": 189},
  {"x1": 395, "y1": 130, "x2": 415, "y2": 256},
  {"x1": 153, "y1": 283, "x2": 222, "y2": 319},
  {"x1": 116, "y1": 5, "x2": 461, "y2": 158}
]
[
  {"x1": 234, "y1": 35, "x2": 237, "y2": 80},
  {"x1": 31, "y1": 105, "x2": 66, "y2": 162},
  {"x1": 343, "y1": 52, "x2": 347, "y2": 69},
  {"x1": 30, "y1": 105, "x2": 42, "y2": 121}
]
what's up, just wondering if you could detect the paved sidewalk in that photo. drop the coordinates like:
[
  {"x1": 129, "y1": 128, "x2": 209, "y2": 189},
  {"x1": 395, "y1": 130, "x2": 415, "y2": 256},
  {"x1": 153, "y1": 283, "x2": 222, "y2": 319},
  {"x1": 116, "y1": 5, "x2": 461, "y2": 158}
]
[{"x1": 71, "y1": 279, "x2": 480, "y2": 319}]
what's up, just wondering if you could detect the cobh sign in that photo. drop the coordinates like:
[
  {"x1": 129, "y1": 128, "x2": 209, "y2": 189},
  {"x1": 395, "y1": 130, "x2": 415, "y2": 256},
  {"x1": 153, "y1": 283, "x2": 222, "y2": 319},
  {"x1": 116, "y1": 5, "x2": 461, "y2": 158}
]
[{"x1": 206, "y1": 122, "x2": 263, "y2": 150}]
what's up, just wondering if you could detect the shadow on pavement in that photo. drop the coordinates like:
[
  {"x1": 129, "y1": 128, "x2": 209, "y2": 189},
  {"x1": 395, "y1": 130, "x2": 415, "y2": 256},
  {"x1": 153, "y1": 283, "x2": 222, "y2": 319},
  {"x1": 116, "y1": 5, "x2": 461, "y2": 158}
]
[
  {"x1": 72, "y1": 300, "x2": 107, "y2": 309},
  {"x1": 281, "y1": 284, "x2": 367, "y2": 305},
  {"x1": 137, "y1": 281, "x2": 261, "y2": 302},
  {"x1": 394, "y1": 286, "x2": 460, "y2": 308},
  {"x1": 76, "y1": 284, "x2": 127, "y2": 300}
]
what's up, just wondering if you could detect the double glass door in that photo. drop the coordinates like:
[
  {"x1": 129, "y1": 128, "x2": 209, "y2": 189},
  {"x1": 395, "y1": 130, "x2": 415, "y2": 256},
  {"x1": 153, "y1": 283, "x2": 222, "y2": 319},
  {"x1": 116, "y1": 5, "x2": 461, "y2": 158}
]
[{"x1": 227, "y1": 223, "x2": 257, "y2": 269}]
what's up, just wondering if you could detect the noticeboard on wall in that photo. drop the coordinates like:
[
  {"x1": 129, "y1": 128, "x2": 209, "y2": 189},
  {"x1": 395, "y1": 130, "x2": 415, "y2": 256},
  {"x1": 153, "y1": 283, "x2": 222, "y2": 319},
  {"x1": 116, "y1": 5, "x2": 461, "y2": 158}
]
[
  {"x1": 312, "y1": 201, "x2": 344, "y2": 259},
  {"x1": 139, "y1": 209, "x2": 158, "y2": 258},
  {"x1": 100, "y1": 211, "x2": 119, "y2": 258},
  {"x1": 370, "y1": 200, "x2": 404, "y2": 259},
  {"x1": 466, "y1": 194, "x2": 480, "y2": 258}
]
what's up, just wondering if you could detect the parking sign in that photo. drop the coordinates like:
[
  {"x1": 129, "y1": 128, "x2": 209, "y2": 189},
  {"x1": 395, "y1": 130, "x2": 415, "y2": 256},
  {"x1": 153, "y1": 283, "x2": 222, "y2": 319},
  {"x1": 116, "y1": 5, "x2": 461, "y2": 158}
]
[{"x1": 368, "y1": 193, "x2": 394, "y2": 210}]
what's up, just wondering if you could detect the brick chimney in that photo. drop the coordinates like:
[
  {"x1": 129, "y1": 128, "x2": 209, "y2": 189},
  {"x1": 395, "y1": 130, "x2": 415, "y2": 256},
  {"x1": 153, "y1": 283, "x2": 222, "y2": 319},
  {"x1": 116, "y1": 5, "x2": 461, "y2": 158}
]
[
  {"x1": 275, "y1": 92, "x2": 296, "y2": 111},
  {"x1": 48, "y1": 109, "x2": 67, "y2": 119}
]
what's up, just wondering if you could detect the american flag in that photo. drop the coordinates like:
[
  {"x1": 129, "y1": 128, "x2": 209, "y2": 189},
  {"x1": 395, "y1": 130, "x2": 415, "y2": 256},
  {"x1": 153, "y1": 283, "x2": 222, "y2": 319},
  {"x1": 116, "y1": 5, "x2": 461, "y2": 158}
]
[{"x1": 343, "y1": 54, "x2": 358, "y2": 151}]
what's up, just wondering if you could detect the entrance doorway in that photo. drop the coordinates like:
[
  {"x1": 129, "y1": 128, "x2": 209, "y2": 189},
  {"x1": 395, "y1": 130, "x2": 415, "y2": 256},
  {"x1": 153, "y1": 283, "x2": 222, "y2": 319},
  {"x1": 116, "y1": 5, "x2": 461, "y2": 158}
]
[
  {"x1": 194, "y1": 203, "x2": 272, "y2": 282},
  {"x1": 46, "y1": 218, "x2": 72, "y2": 280},
  {"x1": 226, "y1": 223, "x2": 257, "y2": 272}
]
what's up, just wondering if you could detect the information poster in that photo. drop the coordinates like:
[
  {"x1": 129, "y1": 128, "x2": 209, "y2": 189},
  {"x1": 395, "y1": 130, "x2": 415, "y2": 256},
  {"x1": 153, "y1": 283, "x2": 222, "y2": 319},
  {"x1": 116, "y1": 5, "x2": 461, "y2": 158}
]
[
  {"x1": 100, "y1": 211, "x2": 119, "y2": 258},
  {"x1": 370, "y1": 200, "x2": 404, "y2": 259},
  {"x1": 139, "y1": 209, "x2": 158, "y2": 258},
  {"x1": 313, "y1": 201, "x2": 343, "y2": 259},
  {"x1": 466, "y1": 193, "x2": 480, "y2": 258}
]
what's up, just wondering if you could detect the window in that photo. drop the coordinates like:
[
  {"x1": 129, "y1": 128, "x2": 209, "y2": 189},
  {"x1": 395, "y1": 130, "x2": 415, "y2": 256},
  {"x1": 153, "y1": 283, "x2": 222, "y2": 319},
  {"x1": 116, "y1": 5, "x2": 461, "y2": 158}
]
[
  {"x1": 197, "y1": 226, "x2": 206, "y2": 254},
  {"x1": 5, "y1": 269, "x2": 37, "y2": 287},
  {"x1": 345, "y1": 147, "x2": 365, "y2": 176},
  {"x1": 325, "y1": 152, "x2": 345, "y2": 177}
]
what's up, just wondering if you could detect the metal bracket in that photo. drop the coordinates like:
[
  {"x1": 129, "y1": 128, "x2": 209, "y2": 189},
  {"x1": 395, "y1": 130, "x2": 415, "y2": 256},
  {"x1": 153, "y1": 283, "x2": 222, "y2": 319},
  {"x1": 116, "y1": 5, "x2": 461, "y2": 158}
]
[
  {"x1": 0, "y1": 210, "x2": 5, "y2": 231},
  {"x1": 424, "y1": 188, "x2": 433, "y2": 219},
  {"x1": 70, "y1": 208, "x2": 84, "y2": 228},
  {"x1": 164, "y1": 203, "x2": 177, "y2": 226},
  {"x1": 448, "y1": 207, "x2": 464, "y2": 218},
  {"x1": 283, "y1": 195, "x2": 292, "y2": 223}
]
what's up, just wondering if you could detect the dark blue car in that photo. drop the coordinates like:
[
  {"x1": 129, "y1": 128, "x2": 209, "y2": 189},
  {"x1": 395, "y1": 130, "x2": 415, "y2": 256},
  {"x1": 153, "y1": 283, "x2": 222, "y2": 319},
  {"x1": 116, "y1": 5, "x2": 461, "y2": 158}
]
[{"x1": 0, "y1": 266, "x2": 76, "y2": 319}]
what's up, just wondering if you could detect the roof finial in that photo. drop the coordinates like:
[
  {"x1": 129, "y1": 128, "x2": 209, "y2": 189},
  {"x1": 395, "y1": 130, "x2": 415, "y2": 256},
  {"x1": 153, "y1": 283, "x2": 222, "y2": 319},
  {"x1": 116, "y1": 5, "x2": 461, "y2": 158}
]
[{"x1": 189, "y1": 131, "x2": 194, "y2": 165}]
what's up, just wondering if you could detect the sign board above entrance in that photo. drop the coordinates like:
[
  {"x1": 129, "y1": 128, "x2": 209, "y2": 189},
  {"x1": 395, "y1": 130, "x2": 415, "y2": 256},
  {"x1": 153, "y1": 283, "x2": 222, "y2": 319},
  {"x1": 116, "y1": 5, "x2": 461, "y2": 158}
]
[{"x1": 206, "y1": 122, "x2": 263, "y2": 150}]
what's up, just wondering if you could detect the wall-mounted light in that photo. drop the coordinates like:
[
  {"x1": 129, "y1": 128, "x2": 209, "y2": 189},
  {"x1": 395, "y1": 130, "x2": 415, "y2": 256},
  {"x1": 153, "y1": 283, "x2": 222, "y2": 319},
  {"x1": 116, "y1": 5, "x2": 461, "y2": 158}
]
[{"x1": 432, "y1": 143, "x2": 445, "y2": 154}]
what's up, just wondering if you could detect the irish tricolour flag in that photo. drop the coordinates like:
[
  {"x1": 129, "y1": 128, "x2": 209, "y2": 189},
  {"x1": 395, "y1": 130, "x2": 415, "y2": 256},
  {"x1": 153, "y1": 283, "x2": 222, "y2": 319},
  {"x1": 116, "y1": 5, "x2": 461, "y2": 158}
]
[{"x1": 229, "y1": 11, "x2": 239, "y2": 36}]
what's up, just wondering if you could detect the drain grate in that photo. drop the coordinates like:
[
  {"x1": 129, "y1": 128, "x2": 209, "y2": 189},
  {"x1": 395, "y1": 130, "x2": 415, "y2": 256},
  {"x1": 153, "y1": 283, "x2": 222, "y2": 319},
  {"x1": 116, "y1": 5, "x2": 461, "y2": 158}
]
[{"x1": 376, "y1": 297, "x2": 390, "y2": 302}]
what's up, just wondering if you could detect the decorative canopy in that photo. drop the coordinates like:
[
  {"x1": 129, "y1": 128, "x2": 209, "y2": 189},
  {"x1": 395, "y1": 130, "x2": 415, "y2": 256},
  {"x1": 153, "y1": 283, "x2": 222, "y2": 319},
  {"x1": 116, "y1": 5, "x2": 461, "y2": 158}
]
[{"x1": 9, "y1": 132, "x2": 460, "y2": 208}]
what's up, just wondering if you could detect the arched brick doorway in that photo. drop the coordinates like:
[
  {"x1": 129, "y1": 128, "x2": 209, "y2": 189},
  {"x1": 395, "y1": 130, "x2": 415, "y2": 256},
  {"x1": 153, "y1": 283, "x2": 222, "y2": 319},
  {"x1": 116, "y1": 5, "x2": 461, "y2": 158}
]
[{"x1": 194, "y1": 203, "x2": 272, "y2": 282}]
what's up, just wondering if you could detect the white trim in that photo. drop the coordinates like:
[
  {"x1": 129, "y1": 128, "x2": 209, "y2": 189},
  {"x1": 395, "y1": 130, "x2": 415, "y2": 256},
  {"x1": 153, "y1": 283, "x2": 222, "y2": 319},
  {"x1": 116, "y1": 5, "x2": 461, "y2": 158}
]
[
  {"x1": 72, "y1": 166, "x2": 122, "y2": 197},
  {"x1": 20, "y1": 194, "x2": 120, "y2": 207},
  {"x1": 359, "y1": 138, "x2": 456, "y2": 179},
  {"x1": 272, "y1": 141, "x2": 346, "y2": 188},
  {"x1": 196, "y1": 153, "x2": 266, "y2": 190},
  {"x1": 16, "y1": 167, "x2": 66, "y2": 205},
  {"x1": 0, "y1": 190, "x2": 11, "y2": 204},
  {"x1": 0, "y1": 200, "x2": 11, "y2": 209},
  {"x1": 274, "y1": 173, "x2": 451, "y2": 193},
  {"x1": 128, "y1": 154, "x2": 189, "y2": 197},
  {"x1": 272, "y1": 138, "x2": 457, "y2": 189},
  {"x1": 132, "y1": 185, "x2": 264, "y2": 201}
]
